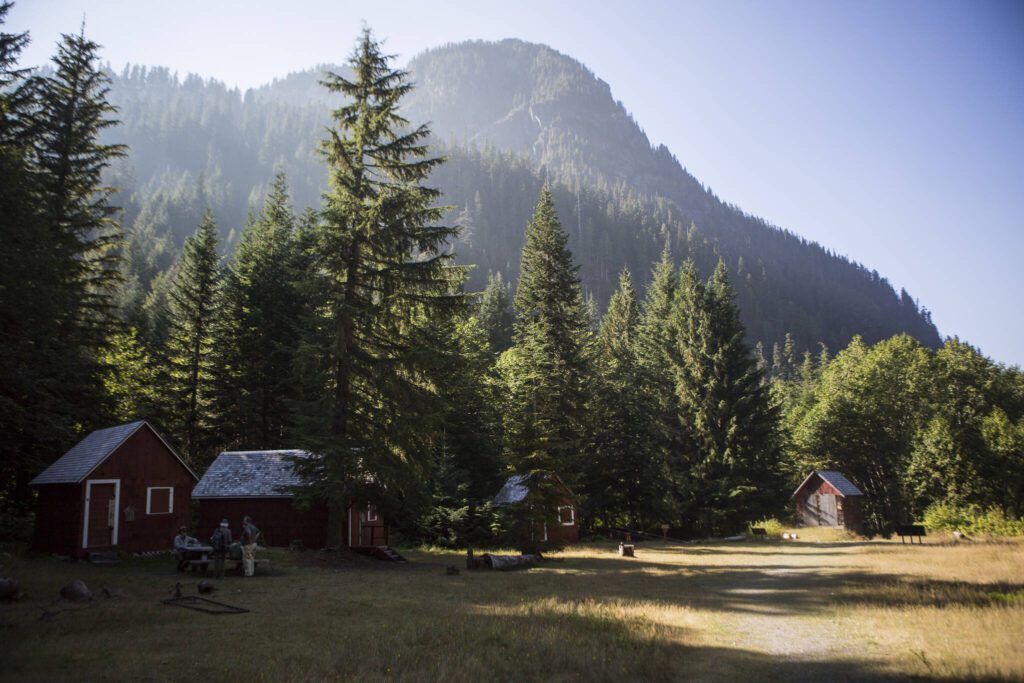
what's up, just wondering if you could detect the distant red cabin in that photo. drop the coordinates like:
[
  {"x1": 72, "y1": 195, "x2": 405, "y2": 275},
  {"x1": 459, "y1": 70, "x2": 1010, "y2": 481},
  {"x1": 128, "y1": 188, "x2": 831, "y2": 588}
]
[
  {"x1": 30, "y1": 421, "x2": 198, "y2": 557},
  {"x1": 792, "y1": 470, "x2": 865, "y2": 532},
  {"x1": 493, "y1": 471, "x2": 579, "y2": 545},
  {"x1": 192, "y1": 450, "x2": 387, "y2": 550}
]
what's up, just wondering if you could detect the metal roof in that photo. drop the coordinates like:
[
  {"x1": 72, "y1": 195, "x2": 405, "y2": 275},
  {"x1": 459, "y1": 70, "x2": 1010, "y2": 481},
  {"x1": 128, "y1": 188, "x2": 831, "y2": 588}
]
[
  {"x1": 817, "y1": 471, "x2": 864, "y2": 496},
  {"x1": 791, "y1": 470, "x2": 864, "y2": 498},
  {"x1": 192, "y1": 450, "x2": 311, "y2": 498},
  {"x1": 493, "y1": 474, "x2": 531, "y2": 506},
  {"x1": 30, "y1": 421, "x2": 195, "y2": 485},
  {"x1": 493, "y1": 471, "x2": 574, "y2": 506}
]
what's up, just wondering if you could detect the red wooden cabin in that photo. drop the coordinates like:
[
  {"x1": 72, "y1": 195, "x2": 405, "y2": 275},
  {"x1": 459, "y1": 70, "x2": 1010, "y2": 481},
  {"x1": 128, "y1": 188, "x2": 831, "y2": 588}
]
[
  {"x1": 493, "y1": 471, "x2": 580, "y2": 545},
  {"x1": 792, "y1": 470, "x2": 864, "y2": 532},
  {"x1": 30, "y1": 421, "x2": 198, "y2": 557},
  {"x1": 192, "y1": 450, "x2": 388, "y2": 551}
]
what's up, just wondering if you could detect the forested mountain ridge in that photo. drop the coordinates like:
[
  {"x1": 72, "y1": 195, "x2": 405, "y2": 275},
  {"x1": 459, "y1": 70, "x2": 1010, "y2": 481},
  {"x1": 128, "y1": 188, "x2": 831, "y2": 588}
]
[{"x1": 102, "y1": 39, "x2": 940, "y2": 355}]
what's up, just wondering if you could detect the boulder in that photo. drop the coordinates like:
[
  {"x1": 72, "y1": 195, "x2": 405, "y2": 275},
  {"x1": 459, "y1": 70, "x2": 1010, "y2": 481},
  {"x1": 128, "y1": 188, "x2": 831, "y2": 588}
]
[{"x1": 60, "y1": 579, "x2": 92, "y2": 601}]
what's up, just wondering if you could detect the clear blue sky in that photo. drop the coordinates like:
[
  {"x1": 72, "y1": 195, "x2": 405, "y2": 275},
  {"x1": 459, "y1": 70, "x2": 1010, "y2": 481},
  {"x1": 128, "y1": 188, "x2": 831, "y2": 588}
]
[{"x1": 11, "y1": 0, "x2": 1024, "y2": 366}]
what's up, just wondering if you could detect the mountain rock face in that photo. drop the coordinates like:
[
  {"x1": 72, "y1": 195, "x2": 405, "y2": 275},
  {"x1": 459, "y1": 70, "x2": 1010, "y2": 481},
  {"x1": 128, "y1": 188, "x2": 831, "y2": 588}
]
[{"x1": 104, "y1": 39, "x2": 940, "y2": 355}]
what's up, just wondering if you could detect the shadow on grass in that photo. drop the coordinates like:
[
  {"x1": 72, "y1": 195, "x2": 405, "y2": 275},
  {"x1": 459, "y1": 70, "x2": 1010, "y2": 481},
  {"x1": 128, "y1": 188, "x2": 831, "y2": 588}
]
[{"x1": 318, "y1": 597, "x2": 976, "y2": 682}]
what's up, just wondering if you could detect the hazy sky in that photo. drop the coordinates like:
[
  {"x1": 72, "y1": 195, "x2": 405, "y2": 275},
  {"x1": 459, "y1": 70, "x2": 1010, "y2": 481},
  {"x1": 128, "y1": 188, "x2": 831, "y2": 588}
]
[{"x1": 11, "y1": 0, "x2": 1024, "y2": 366}]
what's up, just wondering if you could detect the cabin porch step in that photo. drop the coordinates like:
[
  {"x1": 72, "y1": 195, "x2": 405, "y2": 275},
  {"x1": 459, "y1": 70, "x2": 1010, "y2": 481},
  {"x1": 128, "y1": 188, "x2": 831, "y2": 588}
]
[
  {"x1": 352, "y1": 545, "x2": 406, "y2": 562},
  {"x1": 88, "y1": 550, "x2": 121, "y2": 566}
]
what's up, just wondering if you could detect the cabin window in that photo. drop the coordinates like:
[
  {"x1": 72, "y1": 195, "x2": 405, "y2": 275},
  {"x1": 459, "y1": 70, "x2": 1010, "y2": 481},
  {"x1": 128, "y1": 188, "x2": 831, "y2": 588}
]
[
  {"x1": 558, "y1": 505, "x2": 575, "y2": 526},
  {"x1": 146, "y1": 487, "x2": 173, "y2": 515},
  {"x1": 366, "y1": 504, "x2": 378, "y2": 522}
]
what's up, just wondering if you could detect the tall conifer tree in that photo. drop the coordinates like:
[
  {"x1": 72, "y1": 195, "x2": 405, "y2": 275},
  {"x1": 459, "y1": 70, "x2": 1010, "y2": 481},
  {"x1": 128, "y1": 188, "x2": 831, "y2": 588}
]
[
  {"x1": 669, "y1": 260, "x2": 783, "y2": 534},
  {"x1": 1, "y1": 17, "x2": 127, "y2": 503},
  {"x1": 292, "y1": 29, "x2": 463, "y2": 542},
  {"x1": 585, "y1": 268, "x2": 666, "y2": 528},
  {"x1": 31, "y1": 26, "x2": 126, "y2": 348},
  {"x1": 502, "y1": 186, "x2": 592, "y2": 482},
  {"x1": 212, "y1": 172, "x2": 299, "y2": 449},
  {"x1": 164, "y1": 210, "x2": 221, "y2": 465},
  {"x1": 0, "y1": 2, "x2": 52, "y2": 505}
]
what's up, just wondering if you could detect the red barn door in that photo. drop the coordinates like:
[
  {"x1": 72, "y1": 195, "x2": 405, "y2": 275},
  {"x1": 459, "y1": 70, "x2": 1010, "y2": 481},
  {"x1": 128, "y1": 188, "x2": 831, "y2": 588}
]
[{"x1": 84, "y1": 480, "x2": 120, "y2": 549}]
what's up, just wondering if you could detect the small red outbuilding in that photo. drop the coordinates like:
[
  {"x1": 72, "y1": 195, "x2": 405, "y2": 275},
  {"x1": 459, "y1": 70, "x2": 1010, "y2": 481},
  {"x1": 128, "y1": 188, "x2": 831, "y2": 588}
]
[
  {"x1": 30, "y1": 420, "x2": 198, "y2": 557},
  {"x1": 792, "y1": 470, "x2": 865, "y2": 532},
  {"x1": 493, "y1": 471, "x2": 579, "y2": 545}
]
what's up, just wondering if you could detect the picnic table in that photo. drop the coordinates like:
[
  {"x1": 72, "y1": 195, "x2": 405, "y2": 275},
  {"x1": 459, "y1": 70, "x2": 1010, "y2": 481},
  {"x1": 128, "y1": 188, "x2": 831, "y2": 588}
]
[{"x1": 181, "y1": 544, "x2": 214, "y2": 573}]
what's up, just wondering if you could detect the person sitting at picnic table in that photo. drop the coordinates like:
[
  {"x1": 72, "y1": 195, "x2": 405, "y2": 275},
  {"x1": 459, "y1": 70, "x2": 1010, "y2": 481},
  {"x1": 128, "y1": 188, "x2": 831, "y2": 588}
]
[
  {"x1": 210, "y1": 519, "x2": 232, "y2": 579},
  {"x1": 239, "y1": 515, "x2": 262, "y2": 577},
  {"x1": 173, "y1": 525, "x2": 197, "y2": 572}
]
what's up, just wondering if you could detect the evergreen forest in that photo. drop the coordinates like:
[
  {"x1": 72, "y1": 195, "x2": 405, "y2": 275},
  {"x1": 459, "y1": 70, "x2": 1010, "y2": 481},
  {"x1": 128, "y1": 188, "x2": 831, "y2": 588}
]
[{"x1": 2, "y1": 8, "x2": 1021, "y2": 543}]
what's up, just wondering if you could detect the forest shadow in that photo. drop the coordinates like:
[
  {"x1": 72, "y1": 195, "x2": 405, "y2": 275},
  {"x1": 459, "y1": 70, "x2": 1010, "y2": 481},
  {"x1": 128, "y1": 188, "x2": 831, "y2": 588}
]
[{"x1": 324, "y1": 600, "x2": 991, "y2": 682}]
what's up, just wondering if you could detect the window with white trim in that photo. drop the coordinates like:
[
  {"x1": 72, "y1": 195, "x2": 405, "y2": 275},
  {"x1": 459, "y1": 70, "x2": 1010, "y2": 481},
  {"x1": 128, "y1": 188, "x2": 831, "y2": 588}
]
[
  {"x1": 146, "y1": 486, "x2": 173, "y2": 514},
  {"x1": 366, "y1": 504, "x2": 378, "y2": 522},
  {"x1": 558, "y1": 505, "x2": 575, "y2": 526}
]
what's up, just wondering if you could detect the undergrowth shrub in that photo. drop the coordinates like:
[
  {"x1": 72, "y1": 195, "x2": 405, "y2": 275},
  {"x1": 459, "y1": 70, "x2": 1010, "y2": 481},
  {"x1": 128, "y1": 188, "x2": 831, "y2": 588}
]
[
  {"x1": 923, "y1": 503, "x2": 1024, "y2": 537},
  {"x1": 747, "y1": 517, "x2": 784, "y2": 539}
]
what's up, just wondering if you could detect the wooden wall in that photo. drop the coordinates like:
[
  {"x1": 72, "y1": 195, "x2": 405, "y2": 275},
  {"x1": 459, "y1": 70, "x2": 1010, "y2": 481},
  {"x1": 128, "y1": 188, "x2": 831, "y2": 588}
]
[
  {"x1": 32, "y1": 425, "x2": 195, "y2": 556},
  {"x1": 794, "y1": 474, "x2": 863, "y2": 531},
  {"x1": 89, "y1": 426, "x2": 195, "y2": 554},
  {"x1": 31, "y1": 484, "x2": 81, "y2": 555},
  {"x1": 196, "y1": 498, "x2": 329, "y2": 549}
]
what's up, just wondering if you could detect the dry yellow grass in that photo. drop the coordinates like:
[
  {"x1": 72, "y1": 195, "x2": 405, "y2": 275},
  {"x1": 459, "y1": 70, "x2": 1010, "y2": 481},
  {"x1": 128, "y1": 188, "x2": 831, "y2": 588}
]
[{"x1": 2, "y1": 535, "x2": 1022, "y2": 681}]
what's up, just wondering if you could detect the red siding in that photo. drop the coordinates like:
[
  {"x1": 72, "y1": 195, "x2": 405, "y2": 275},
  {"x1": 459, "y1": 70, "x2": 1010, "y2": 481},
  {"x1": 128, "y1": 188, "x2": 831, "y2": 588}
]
[
  {"x1": 89, "y1": 426, "x2": 195, "y2": 554},
  {"x1": 32, "y1": 424, "x2": 196, "y2": 557},
  {"x1": 31, "y1": 484, "x2": 81, "y2": 555},
  {"x1": 348, "y1": 503, "x2": 389, "y2": 547},
  {"x1": 197, "y1": 498, "x2": 330, "y2": 549}
]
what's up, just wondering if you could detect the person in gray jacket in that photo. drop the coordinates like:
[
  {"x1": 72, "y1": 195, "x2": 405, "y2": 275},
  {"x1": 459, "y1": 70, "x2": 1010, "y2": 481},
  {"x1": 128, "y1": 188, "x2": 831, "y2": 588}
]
[
  {"x1": 173, "y1": 526, "x2": 197, "y2": 572},
  {"x1": 210, "y1": 519, "x2": 232, "y2": 578}
]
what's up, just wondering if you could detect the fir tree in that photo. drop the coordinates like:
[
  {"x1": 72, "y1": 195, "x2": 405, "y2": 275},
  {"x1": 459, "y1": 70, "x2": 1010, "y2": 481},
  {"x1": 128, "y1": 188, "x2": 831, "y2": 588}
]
[
  {"x1": 417, "y1": 316, "x2": 504, "y2": 546},
  {"x1": 585, "y1": 268, "x2": 666, "y2": 529},
  {"x1": 478, "y1": 271, "x2": 514, "y2": 354},
  {"x1": 502, "y1": 186, "x2": 592, "y2": 483},
  {"x1": 0, "y1": 2, "x2": 56, "y2": 506},
  {"x1": 1, "y1": 16, "x2": 127, "y2": 504},
  {"x1": 669, "y1": 260, "x2": 783, "y2": 535},
  {"x1": 31, "y1": 26, "x2": 126, "y2": 349},
  {"x1": 164, "y1": 210, "x2": 221, "y2": 465},
  {"x1": 212, "y1": 172, "x2": 299, "y2": 449},
  {"x1": 292, "y1": 29, "x2": 464, "y2": 543},
  {"x1": 634, "y1": 244, "x2": 688, "y2": 510}
]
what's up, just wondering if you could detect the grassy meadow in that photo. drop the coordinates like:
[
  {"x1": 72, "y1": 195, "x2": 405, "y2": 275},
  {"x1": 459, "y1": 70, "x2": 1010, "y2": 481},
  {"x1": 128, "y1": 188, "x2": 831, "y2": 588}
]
[{"x1": 2, "y1": 533, "x2": 1023, "y2": 682}]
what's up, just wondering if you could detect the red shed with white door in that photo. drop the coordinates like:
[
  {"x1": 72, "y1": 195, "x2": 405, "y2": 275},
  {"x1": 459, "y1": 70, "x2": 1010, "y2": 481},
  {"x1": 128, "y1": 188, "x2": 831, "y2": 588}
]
[{"x1": 30, "y1": 421, "x2": 197, "y2": 557}]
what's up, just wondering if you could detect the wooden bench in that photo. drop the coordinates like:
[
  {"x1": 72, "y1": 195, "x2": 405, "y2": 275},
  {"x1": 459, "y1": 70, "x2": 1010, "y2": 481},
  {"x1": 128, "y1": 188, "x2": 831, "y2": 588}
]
[
  {"x1": 188, "y1": 559, "x2": 211, "y2": 574},
  {"x1": 750, "y1": 527, "x2": 768, "y2": 538},
  {"x1": 895, "y1": 524, "x2": 926, "y2": 544}
]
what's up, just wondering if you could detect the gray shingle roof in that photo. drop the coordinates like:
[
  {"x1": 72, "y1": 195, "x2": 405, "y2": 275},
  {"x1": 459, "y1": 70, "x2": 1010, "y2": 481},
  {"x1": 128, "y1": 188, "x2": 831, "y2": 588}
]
[
  {"x1": 817, "y1": 470, "x2": 864, "y2": 496},
  {"x1": 31, "y1": 421, "x2": 147, "y2": 485},
  {"x1": 192, "y1": 450, "x2": 311, "y2": 498},
  {"x1": 493, "y1": 474, "x2": 531, "y2": 506},
  {"x1": 493, "y1": 472, "x2": 574, "y2": 506}
]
